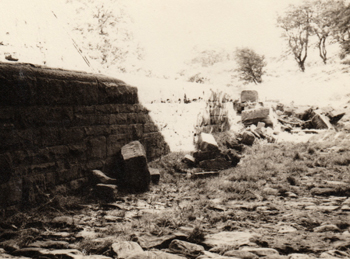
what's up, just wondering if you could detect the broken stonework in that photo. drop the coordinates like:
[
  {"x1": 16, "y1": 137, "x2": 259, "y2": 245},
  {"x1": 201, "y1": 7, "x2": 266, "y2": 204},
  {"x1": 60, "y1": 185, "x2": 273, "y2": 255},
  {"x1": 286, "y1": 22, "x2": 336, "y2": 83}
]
[
  {"x1": 92, "y1": 170, "x2": 117, "y2": 185},
  {"x1": 118, "y1": 141, "x2": 150, "y2": 192},
  {"x1": 196, "y1": 133, "x2": 220, "y2": 153},
  {"x1": 311, "y1": 111, "x2": 334, "y2": 130},
  {"x1": 240, "y1": 131, "x2": 255, "y2": 146},
  {"x1": 241, "y1": 107, "x2": 271, "y2": 126},
  {"x1": 149, "y1": 168, "x2": 160, "y2": 184},
  {"x1": 241, "y1": 90, "x2": 259, "y2": 103}
]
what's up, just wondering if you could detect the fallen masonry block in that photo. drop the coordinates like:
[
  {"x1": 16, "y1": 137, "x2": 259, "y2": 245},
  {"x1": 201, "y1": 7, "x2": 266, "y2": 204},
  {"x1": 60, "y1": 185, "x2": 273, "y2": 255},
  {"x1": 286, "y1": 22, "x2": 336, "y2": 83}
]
[
  {"x1": 92, "y1": 169, "x2": 117, "y2": 185},
  {"x1": 198, "y1": 157, "x2": 232, "y2": 171},
  {"x1": 241, "y1": 107, "x2": 277, "y2": 127},
  {"x1": 311, "y1": 113, "x2": 334, "y2": 130},
  {"x1": 183, "y1": 154, "x2": 196, "y2": 166},
  {"x1": 196, "y1": 133, "x2": 220, "y2": 153},
  {"x1": 326, "y1": 110, "x2": 346, "y2": 124},
  {"x1": 149, "y1": 168, "x2": 160, "y2": 184},
  {"x1": 240, "y1": 131, "x2": 255, "y2": 146},
  {"x1": 94, "y1": 183, "x2": 118, "y2": 202},
  {"x1": 169, "y1": 239, "x2": 205, "y2": 258},
  {"x1": 119, "y1": 141, "x2": 150, "y2": 192},
  {"x1": 241, "y1": 90, "x2": 258, "y2": 103}
]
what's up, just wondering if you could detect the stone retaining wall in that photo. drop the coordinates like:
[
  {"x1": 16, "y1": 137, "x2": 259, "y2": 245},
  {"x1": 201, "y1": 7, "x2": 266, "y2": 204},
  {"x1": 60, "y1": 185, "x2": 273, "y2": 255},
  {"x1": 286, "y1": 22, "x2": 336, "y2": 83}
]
[{"x1": 0, "y1": 62, "x2": 169, "y2": 211}]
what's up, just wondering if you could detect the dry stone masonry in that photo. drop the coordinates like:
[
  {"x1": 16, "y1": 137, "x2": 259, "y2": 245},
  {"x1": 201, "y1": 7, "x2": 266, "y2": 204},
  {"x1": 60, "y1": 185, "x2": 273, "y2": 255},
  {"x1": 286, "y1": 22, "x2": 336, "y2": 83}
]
[{"x1": 0, "y1": 62, "x2": 169, "y2": 211}]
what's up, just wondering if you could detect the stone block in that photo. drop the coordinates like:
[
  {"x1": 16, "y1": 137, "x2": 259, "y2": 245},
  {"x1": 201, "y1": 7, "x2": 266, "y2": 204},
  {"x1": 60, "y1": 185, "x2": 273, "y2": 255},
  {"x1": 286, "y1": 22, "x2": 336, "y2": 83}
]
[
  {"x1": 119, "y1": 141, "x2": 150, "y2": 192},
  {"x1": 149, "y1": 168, "x2": 160, "y2": 184},
  {"x1": 92, "y1": 169, "x2": 117, "y2": 185},
  {"x1": 196, "y1": 133, "x2": 220, "y2": 153},
  {"x1": 241, "y1": 90, "x2": 258, "y2": 103},
  {"x1": 311, "y1": 113, "x2": 333, "y2": 130},
  {"x1": 94, "y1": 183, "x2": 118, "y2": 201},
  {"x1": 240, "y1": 131, "x2": 255, "y2": 146},
  {"x1": 241, "y1": 107, "x2": 270, "y2": 123}
]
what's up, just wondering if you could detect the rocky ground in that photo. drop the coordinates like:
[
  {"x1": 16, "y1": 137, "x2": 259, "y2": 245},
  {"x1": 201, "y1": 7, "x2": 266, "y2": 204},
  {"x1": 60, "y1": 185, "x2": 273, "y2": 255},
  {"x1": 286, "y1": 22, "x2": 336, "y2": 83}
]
[{"x1": 1, "y1": 130, "x2": 350, "y2": 259}]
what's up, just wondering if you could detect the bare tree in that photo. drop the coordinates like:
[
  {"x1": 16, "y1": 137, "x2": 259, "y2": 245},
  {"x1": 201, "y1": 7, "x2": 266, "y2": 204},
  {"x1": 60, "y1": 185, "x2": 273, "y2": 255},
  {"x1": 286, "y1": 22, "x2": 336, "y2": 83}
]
[
  {"x1": 278, "y1": 4, "x2": 313, "y2": 72},
  {"x1": 311, "y1": 0, "x2": 345, "y2": 64}
]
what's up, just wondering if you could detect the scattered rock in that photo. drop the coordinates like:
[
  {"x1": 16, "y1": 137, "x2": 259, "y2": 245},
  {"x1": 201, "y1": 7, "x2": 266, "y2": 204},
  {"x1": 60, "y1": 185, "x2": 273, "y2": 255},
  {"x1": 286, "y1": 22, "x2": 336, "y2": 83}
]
[
  {"x1": 51, "y1": 216, "x2": 74, "y2": 227},
  {"x1": 27, "y1": 240, "x2": 70, "y2": 249},
  {"x1": 196, "y1": 133, "x2": 220, "y2": 153},
  {"x1": 125, "y1": 251, "x2": 186, "y2": 259},
  {"x1": 197, "y1": 251, "x2": 235, "y2": 258},
  {"x1": 92, "y1": 170, "x2": 117, "y2": 185},
  {"x1": 241, "y1": 247, "x2": 280, "y2": 257},
  {"x1": 111, "y1": 241, "x2": 143, "y2": 259},
  {"x1": 224, "y1": 249, "x2": 259, "y2": 259},
  {"x1": 183, "y1": 155, "x2": 196, "y2": 166},
  {"x1": 149, "y1": 168, "x2": 161, "y2": 184},
  {"x1": 39, "y1": 249, "x2": 83, "y2": 259},
  {"x1": 203, "y1": 231, "x2": 257, "y2": 248},
  {"x1": 319, "y1": 250, "x2": 350, "y2": 258},
  {"x1": 313, "y1": 224, "x2": 340, "y2": 233},
  {"x1": 169, "y1": 239, "x2": 204, "y2": 257},
  {"x1": 288, "y1": 254, "x2": 313, "y2": 259},
  {"x1": 240, "y1": 131, "x2": 256, "y2": 146}
]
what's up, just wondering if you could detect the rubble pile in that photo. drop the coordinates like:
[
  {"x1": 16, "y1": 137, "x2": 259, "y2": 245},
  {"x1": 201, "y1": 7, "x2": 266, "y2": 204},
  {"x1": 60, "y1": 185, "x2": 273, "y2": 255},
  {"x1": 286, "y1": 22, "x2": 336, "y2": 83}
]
[{"x1": 196, "y1": 89, "x2": 232, "y2": 133}]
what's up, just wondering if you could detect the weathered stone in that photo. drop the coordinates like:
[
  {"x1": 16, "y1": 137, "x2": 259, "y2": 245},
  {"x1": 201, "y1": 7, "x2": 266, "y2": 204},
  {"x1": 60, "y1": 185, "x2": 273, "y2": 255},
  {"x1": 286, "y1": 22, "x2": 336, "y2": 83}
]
[
  {"x1": 224, "y1": 249, "x2": 259, "y2": 259},
  {"x1": 203, "y1": 231, "x2": 257, "y2": 248},
  {"x1": 241, "y1": 90, "x2": 259, "y2": 103},
  {"x1": 241, "y1": 107, "x2": 269, "y2": 123},
  {"x1": 12, "y1": 248, "x2": 47, "y2": 258},
  {"x1": 125, "y1": 251, "x2": 185, "y2": 259},
  {"x1": 134, "y1": 232, "x2": 187, "y2": 250},
  {"x1": 288, "y1": 254, "x2": 313, "y2": 259},
  {"x1": 94, "y1": 184, "x2": 118, "y2": 201},
  {"x1": 149, "y1": 168, "x2": 160, "y2": 184},
  {"x1": 51, "y1": 216, "x2": 74, "y2": 227},
  {"x1": 92, "y1": 170, "x2": 117, "y2": 185},
  {"x1": 169, "y1": 239, "x2": 204, "y2": 257},
  {"x1": 183, "y1": 155, "x2": 196, "y2": 166},
  {"x1": 319, "y1": 250, "x2": 349, "y2": 258},
  {"x1": 119, "y1": 141, "x2": 150, "y2": 192},
  {"x1": 28, "y1": 240, "x2": 70, "y2": 249},
  {"x1": 39, "y1": 249, "x2": 83, "y2": 259},
  {"x1": 241, "y1": 247, "x2": 279, "y2": 257},
  {"x1": 111, "y1": 241, "x2": 143, "y2": 259},
  {"x1": 313, "y1": 224, "x2": 340, "y2": 233},
  {"x1": 196, "y1": 133, "x2": 220, "y2": 153},
  {"x1": 240, "y1": 131, "x2": 255, "y2": 146},
  {"x1": 197, "y1": 251, "x2": 236, "y2": 258},
  {"x1": 311, "y1": 113, "x2": 333, "y2": 130}
]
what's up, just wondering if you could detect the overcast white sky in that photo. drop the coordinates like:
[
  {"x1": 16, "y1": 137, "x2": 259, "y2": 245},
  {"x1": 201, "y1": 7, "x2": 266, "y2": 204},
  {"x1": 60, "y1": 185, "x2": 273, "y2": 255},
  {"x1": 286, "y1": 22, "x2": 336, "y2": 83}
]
[
  {"x1": 1, "y1": 0, "x2": 304, "y2": 72},
  {"x1": 125, "y1": 0, "x2": 304, "y2": 71}
]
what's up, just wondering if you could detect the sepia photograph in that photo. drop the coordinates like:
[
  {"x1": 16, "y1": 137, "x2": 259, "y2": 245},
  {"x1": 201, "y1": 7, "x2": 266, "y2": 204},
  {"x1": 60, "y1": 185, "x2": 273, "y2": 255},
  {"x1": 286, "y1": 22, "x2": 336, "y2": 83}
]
[{"x1": 0, "y1": 0, "x2": 350, "y2": 258}]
